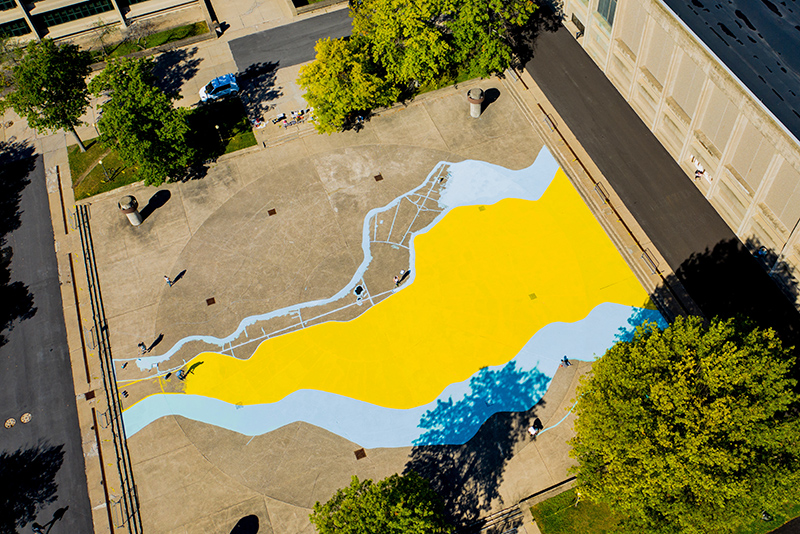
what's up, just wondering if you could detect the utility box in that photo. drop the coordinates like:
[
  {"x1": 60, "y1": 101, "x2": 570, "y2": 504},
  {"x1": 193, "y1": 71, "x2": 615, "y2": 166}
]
[
  {"x1": 467, "y1": 88, "x2": 485, "y2": 118},
  {"x1": 118, "y1": 195, "x2": 143, "y2": 226}
]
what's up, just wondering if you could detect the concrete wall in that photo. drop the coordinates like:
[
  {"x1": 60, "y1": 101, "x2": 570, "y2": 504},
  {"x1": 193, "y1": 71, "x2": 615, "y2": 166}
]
[
  {"x1": 1, "y1": 0, "x2": 202, "y2": 41},
  {"x1": 562, "y1": 0, "x2": 800, "y2": 298}
]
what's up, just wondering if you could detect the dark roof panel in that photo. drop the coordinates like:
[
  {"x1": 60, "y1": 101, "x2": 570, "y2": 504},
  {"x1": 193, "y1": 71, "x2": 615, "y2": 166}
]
[{"x1": 662, "y1": 0, "x2": 800, "y2": 141}]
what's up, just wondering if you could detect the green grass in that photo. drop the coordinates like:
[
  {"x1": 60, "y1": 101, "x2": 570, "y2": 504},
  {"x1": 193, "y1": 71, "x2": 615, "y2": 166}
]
[
  {"x1": 94, "y1": 22, "x2": 209, "y2": 61},
  {"x1": 68, "y1": 139, "x2": 141, "y2": 200},
  {"x1": 69, "y1": 97, "x2": 256, "y2": 200},
  {"x1": 735, "y1": 500, "x2": 800, "y2": 534},
  {"x1": 530, "y1": 490, "x2": 800, "y2": 534},
  {"x1": 530, "y1": 489, "x2": 619, "y2": 534},
  {"x1": 187, "y1": 97, "x2": 257, "y2": 159}
]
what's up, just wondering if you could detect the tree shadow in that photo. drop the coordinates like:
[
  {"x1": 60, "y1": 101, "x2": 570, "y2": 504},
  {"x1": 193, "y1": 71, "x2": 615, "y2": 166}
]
[
  {"x1": 508, "y1": 0, "x2": 564, "y2": 71},
  {"x1": 230, "y1": 514, "x2": 259, "y2": 534},
  {"x1": 139, "y1": 189, "x2": 171, "y2": 221},
  {"x1": 655, "y1": 237, "x2": 800, "y2": 377},
  {"x1": 152, "y1": 47, "x2": 203, "y2": 98},
  {"x1": 404, "y1": 361, "x2": 551, "y2": 528},
  {"x1": 237, "y1": 61, "x2": 283, "y2": 122},
  {"x1": 0, "y1": 443, "x2": 65, "y2": 533},
  {"x1": 0, "y1": 140, "x2": 37, "y2": 347}
]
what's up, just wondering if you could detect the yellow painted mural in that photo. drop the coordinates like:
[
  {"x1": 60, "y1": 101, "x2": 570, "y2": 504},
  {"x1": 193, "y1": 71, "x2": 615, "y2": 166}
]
[{"x1": 182, "y1": 169, "x2": 648, "y2": 409}]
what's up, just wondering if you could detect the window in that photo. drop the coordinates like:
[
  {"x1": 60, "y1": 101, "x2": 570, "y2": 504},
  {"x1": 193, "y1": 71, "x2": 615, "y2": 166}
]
[
  {"x1": 0, "y1": 18, "x2": 30, "y2": 37},
  {"x1": 0, "y1": 0, "x2": 16, "y2": 12},
  {"x1": 597, "y1": 0, "x2": 617, "y2": 26},
  {"x1": 35, "y1": 0, "x2": 113, "y2": 29}
]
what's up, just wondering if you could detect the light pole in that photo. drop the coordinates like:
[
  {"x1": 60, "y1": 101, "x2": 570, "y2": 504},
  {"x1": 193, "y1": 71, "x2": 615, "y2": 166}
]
[
  {"x1": 99, "y1": 159, "x2": 110, "y2": 182},
  {"x1": 215, "y1": 124, "x2": 223, "y2": 145}
]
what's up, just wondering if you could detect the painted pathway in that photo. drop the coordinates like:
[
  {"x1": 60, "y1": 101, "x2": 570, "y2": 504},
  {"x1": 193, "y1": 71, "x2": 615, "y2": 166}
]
[{"x1": 123, "y1": 148, "x2": 665, "y2": 447}]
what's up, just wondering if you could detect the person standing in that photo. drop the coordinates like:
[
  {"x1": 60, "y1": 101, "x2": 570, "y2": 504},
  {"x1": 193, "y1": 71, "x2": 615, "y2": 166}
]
[{"x1": 164, "y1": 275, "x2": 173, "y2": 287}]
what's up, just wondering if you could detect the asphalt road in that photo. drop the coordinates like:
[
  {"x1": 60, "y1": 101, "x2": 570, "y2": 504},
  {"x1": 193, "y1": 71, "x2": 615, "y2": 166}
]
[
  {"x1": 0, "y1": 154, "x2": 93, "y2": 533},
  {"x1": 228, "y1": 8, "x2": 352, "y2": 73},
  {"x1": 525, "y1": 27, "x2": 800, "y2": 348}
]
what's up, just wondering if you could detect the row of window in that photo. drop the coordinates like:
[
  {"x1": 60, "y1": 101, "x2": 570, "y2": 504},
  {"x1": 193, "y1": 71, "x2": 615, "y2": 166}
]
[
  {"x1": 0, "y1": 18, "x2": 29, "y2": 36},
  {"x1": 0, "y1": 0, "x2": 159, "y2": 38}
]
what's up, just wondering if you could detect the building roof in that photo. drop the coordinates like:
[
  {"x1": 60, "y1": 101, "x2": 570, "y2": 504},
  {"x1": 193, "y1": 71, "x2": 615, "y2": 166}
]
[{"x1": 662, "y1": 0, "x2": 800, "y2": 142}]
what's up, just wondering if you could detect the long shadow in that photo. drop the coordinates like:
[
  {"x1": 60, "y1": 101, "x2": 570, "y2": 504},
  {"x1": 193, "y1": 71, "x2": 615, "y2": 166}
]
[
  {"x1": 152, "y1": 47, "x2": 203, "y2": 97},
  {"x1": 404, "y1": 361, "x2": 551, "y2": 528},
  {"x1": 236, "y1": 61, "x2": 283, "y2": 121},
  {"x1": 230, "y1": 514, "x2": 259, "y2": 534},
  {"x1": 0, "y1": 140, "x2": 37, "y2": 347},
  {"x1": 508, "y1": 0, "x2": 564, "y2": 71},
  {"x1": 657, "y1": 237, "x2": 800, "y2": 378},
  {"x1": 0, "y1": 443, "x2": 65, "y2": 533},
  {"x1": 139, "y1": 189, "x2": 171, "y2": 221}
]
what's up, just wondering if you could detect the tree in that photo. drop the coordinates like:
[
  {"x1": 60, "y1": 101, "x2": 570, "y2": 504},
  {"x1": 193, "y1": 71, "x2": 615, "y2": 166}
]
[
  {"x1": 298, "y1": 36, "x2": 399, "y2": 134},
  {"x1": 2, "y1": 39, "x2": 92, "y2": 151},
  {"x1": 0, "y1": 35, "x2": 22, "y2": 89},
  {"x1": 89, "y1": 56, "x2": 193, "y2": 186},
  {"x1": 570, "y1": 316, "x2": 800, "y2": 534},
  {"x1": 446, "y1": 0, "x2": 538, "y2": 78},
  {"x1": 309, "y1": 472, "x2": 452, "y2": 534},
  {"x1": 351, "y1": 0, "x2": 452, "y2": 86}
]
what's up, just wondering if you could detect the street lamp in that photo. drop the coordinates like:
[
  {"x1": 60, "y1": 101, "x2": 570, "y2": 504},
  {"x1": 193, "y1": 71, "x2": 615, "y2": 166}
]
[
  {"x1": 99, "y1": 159, "x2": 110, "y2": 182},
  {"x1": 215, "y1": 124, "x2": 223, "y2": 145}
]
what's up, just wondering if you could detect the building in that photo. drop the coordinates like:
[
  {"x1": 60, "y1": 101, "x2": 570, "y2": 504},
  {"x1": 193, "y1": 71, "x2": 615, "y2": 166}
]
[
  {"x1": 0, "y1": 0, "x2": 213, "y2": 41},
  {"x1": 561, "y1": 0, "x2": 800, "y2": 302}
]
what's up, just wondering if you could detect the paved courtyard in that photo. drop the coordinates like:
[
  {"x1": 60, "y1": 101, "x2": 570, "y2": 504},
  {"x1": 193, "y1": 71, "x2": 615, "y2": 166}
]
[{"x1": 72, "y1": 74, "x2": 665, "y2": 534}]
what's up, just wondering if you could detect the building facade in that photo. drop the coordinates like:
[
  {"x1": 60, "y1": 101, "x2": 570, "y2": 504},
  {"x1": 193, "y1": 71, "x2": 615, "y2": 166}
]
[
  {"x1": 562, "y1": 0, "x2": 800, "y2": 302},
  {"x1": 0, "y1": 0, "x2": 207, "y2": 41}
]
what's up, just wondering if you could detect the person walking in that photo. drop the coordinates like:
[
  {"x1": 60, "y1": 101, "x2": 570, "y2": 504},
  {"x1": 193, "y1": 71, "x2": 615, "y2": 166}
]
[
  {"x1": 138, "y1": 342, "x2": 148, "y2": 354},
  {"x1": 393, "y1": 276, "x2": 400, "y2": 287},
  {"x1": 164, "y1": 275, "x2": 173, "y2": 287}
]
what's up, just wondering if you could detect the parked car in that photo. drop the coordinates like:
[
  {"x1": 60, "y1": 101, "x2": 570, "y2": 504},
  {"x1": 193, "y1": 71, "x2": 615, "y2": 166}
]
[{"x1": 199, "y1": 74, "x2": 239, "y2": 102}]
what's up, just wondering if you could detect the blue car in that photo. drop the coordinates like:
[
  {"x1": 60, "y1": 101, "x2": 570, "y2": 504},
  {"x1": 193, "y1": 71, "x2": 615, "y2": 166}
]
[{"x1": 199, "y1": 74, "x2": 239, "y2": 102}]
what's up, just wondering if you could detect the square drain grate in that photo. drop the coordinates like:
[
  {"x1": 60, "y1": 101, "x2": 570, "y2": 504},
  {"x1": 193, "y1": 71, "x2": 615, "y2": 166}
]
[
  {"x1": 267, "y1": 209, "x2": 277, "y2": 216},
  {"x1": 354, "y1": 448, "x2": 367, "y2": 460},
  {"x1": 529, "y1": 293, "x2": 537, "y2": 300},
  {"x1": 85, "y1": 390, "x2": 96, "y2": 400},
  {"x1": 374, "y1": 174, "x2": 383, "y2": 182},
  {"x1": 206, "y1": 297, "x2": 216, "y2": 306},
  {"x1": 478, "y1": 206, "x2": 486, "y2": 211}
]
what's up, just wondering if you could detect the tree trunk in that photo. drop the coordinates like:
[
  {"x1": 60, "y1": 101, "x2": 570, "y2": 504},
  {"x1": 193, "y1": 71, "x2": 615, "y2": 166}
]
[{"x1": 71, "y1": 126, "x2": 86, "y2": 152}]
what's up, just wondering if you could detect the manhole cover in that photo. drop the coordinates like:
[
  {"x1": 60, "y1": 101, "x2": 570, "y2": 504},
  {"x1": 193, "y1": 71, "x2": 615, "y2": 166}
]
[
  {"x1": 267, "y1": 208, "x2": 277, "y2": 216},
  {"x1": 20, "y1": 413, "x2": 32, "y2": 423},
  {"x1": 206, "y1": 297, "x2": 216, "y2": 306},
  {"x1": 374, "y1": 174, "x2": 383, "y2": 182},
  {"x1": 85, "y1": 390, "x2": 96, "y2": 400},
  {"x1": 529, "y1": 293, "x2": 537, "y2": 300},
  {"x1": 4, "y1": 418, "x2": 16, "y2": 429},
  {"x1": 354, "y1": 448, "x2": 367, "y2": 460}
]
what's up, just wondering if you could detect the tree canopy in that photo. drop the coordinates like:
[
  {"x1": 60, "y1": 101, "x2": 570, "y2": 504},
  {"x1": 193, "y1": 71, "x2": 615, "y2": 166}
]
[
  {"x1": 89, "y1": 56, "x2": 193, "y2": 186},
  {"x1": 2, "y1": 39, "x2": 92, "y2": 150},
  {"x1": 309, "y1": 472, "x2": 452, "y2": 534},
  {"x1": 298, "y1": 36, "x2": 399, "y2": 134},
  {"x1": 300, "y1": 0, "x2": 538, "y2": 132},
  {"x1": 570, "y1": 316, "x2": 800, "y2": 534}
]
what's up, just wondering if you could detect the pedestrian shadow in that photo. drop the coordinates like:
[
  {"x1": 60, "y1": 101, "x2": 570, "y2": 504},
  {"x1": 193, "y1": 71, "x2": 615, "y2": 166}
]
[
  {"x1": 404, "y1": 361, "x2": 550, "y2": 528},
  {"x1": 172, "y1": 269, "x2": 187, "y2": 286},
  {"x1": 147, "y1": 333, "x2": 164, "y2": 353},
  {"x1": 399, "y1": 269, "x2": 412, "y2": 283},
  {"x1": 32, "y1": 505, "x2": 68, "y2": 533},
  {"x1": 139, "y1": 190, "x2": 171, "y2": 221},
  {"x1": 0, "y1": 443, "x2": 65, "y2": 532},
  {"x1": 230, "y1": 514, "x2": 259, "y2": 533}
]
